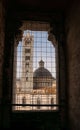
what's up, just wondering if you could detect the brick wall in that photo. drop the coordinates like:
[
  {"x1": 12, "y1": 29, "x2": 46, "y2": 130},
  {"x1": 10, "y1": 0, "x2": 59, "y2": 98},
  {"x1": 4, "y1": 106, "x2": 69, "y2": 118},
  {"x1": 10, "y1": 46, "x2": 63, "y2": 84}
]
[{"x1": 66, "y1": 1, "x2": 80, "y2": 129}]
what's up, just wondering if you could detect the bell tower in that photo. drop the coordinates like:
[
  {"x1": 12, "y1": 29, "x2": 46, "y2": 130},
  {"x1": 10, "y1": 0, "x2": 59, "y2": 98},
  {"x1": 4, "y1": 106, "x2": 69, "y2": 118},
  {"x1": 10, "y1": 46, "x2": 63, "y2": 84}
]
[{"x1": 21, "y1": 32, "x2": 34, "y2": 92}]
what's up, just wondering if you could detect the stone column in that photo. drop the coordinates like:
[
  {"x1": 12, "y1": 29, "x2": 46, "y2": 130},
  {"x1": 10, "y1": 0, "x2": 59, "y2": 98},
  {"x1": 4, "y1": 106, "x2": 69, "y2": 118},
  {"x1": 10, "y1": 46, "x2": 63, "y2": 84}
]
[
  {"x1": 48, "y1": 27, "x2": 58, "y2": 106},
  {"x1": 58, "y1": 33, "x2": 67, "y2": 130},
  {"x1": 48, "y1": 21, "x2": 67, "y2": 129},
  {"x1": 1, "y1": 15, "x2": 22, "y2": 126},
  {"x1": 2, "y1": 29, "x2": 15, "y2": 128},
  {"x1": 2, "y1": 19, "x2": 22, "y2": 127},
  {"x1": 12, "y1": 30, "x2": 22, "y2": 110}
]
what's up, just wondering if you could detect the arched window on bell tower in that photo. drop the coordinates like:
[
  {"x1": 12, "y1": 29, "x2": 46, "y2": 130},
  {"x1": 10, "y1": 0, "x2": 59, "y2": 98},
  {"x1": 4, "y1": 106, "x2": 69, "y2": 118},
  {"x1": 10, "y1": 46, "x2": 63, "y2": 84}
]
[
  {"x1": 22, "y1": 96, "x2": 26, "y2": 107},
  {"x1": 37, "y1": 97, "x2": 41, "y2": 109},
  {"x1": 51, "y1": 97, "x2": 54, "y2": 110}
]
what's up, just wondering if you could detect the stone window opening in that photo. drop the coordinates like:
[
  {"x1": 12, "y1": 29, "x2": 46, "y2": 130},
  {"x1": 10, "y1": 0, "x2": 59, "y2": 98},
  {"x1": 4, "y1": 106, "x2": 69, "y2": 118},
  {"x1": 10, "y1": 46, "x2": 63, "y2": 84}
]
[{"x1": 12, "y1": 21, "x2": 58, "y2": 111}]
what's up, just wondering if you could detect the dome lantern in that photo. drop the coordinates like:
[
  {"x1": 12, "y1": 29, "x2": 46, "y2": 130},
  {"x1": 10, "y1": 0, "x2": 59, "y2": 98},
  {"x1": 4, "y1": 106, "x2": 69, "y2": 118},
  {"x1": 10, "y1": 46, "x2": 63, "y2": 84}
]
[{"x1": 39, "y1": 60, "x2": 44, "y2": 67}]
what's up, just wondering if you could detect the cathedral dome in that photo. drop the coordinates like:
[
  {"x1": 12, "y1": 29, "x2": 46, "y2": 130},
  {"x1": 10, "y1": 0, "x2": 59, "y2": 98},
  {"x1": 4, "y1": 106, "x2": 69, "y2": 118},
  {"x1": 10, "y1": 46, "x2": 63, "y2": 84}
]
[
  {"x1": 33, "y1": 66, "x2": 52, "y2": 78},
  {"x1": 33, "y1": 60, "x2": 52, "y2": 78},
  {"x1": 33, "y1": 60, "x2": 54, "y2": 89}
]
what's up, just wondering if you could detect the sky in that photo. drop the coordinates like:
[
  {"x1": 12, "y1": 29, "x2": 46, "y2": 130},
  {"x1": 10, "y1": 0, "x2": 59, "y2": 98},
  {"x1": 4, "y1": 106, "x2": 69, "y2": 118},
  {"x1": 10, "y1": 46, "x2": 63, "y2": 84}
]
[{"x1": 16, "y1": 30, "x2": 56, "y2": 78}]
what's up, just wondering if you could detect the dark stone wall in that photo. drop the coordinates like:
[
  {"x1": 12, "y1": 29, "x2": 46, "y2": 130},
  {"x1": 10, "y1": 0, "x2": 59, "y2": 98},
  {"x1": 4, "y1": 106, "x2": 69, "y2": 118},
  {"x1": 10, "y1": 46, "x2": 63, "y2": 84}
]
[
  {"x1": 0, "y1": 0, "x2": 5, "y2": 100},
  {"x1": 1, "y1": 0, "x2": 80, "y2": 129},
  {"x1": 0, "y1": 0, "x2": 5, "y2": 128},
  {"x1": 66, "y1": 1, "x2": 80, "y2": 129}
]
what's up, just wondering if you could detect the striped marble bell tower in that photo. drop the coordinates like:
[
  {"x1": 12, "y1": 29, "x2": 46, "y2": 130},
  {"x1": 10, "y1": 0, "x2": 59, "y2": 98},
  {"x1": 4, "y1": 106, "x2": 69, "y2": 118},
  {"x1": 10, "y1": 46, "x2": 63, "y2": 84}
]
[{"x1": 21, "y1": 32, "x2": 34, "y2": 92}]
